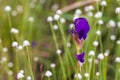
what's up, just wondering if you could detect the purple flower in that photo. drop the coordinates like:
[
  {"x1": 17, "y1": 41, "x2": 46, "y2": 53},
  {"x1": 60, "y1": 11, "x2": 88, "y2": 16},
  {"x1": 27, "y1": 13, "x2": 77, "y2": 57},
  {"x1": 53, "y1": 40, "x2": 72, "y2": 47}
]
[
  {"x1": 76, "y1": 52, "x2": 85, "y2": 63},
  {"x1": 71, "y1": 18, "x2": 90, "y2": 40}
]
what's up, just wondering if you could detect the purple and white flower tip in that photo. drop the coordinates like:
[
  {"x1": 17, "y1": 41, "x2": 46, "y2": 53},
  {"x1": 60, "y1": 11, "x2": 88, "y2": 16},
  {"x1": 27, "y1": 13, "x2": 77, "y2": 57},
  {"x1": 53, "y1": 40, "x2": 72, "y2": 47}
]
[
  {"x1": 76, "y1": 52, "x2": 85, "y2": 63},
  {"x1": 70, "y1": 18, "x2": 90, "y2": 40}
]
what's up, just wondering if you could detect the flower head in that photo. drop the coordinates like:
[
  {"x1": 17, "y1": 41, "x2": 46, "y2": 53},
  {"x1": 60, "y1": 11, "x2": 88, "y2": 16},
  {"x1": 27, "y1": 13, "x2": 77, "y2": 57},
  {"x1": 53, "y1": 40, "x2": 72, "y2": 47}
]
[{"x1": 76, "y1": 52, "x2": 85, "y2": 63}]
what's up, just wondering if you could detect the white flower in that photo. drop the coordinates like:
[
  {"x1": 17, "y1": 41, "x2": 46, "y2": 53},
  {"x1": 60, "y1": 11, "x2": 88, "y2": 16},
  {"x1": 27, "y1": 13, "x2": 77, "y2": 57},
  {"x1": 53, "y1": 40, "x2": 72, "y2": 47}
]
[
  {"x1": 2, "y1": 47, "x2": 8, "y2": 52},
  {"x1": 105, "y1": 49, "x2": 110, "y2": 54},
  {"x1": 28, "y1": 16, "x2": 34, "y2": 22},
  {"x1": 54, "y1": 14, "x2": 60, "y2": 21},
  {"x1": 1, "y1": 57, "x2": 7, "y2": 62},
  {"x1": 100, "y1": 0, "x2": 107, "y2": 6},
  {"x1": 47, "y1": 16, "x2": 53, "y2": 22},
  {"x1": 96, "y1": 72, "x2": 100, "y2": 76},
  {"x1": 16, "y1": 5, "x2": 23, "y2": 13},
  {"x1": 104, "y1": 52, "x2": 109, "y2": 57},
  {"x1": 60, "y1": 18, "x2": 66, "y2": 23},
  {"x1": 17, "y1": 71, "x2": 24, "y2": 79},
  {"x1": 8, "y1": 70, "x2": 13, "y2": 75},
  {"x1": 5, "y1": 5, "x2": 11, "y2": 12},
  {"x1": 17, "y1": 45, "x2": 23, "y2": 50},
  {"x1": 75, "y1": 9, "x2": 82, "y2": 15},
  {"x1": 74, "y1": 73, "x2": 82, "y2": 79},
  {"x1": 51, "y1": 4, "x2": 59, "y2": 11},
  {"x1": 117, "y1": 21, "x2": 120, "y2": 28},
  {"x1": 87, "y1": 11, "x2": 93, "y2": 17},
  {"x1": 98, "y1": 53, "x2": 104, "y2": 60},
  {"x1": 10, "y1": 28, "x2": 19, "y2": 34},
  {"x1": 115, "y1": 57, "x2": 120, "y2": 62},
  {"x1": 53, "y1": 24, "x2": 58, "y2": 30},
  {"x1": 50, "y1": 63, "x2": 56, "y2": 68},
  {"x1": 23, "y1": 40, "x2": 30, "y2": 46},
  {"x1": 95, "y1": 59, "x2": 99, "y2": 64},
  {"x1": 66, "y1": 42, "x2": 71, "y2": 47},
  {"x1": 45, "y1": 71, "x2": 52, "y2": 77},
  {"x1": 84, "y1": 73, "x2": 89, "y2": 78},
  {"x1": 56, "y1": 49, "x2": 62, "y2": 55},
  {"x1": 88, "y1": 58, "x2": 92, "y2": 63},
  {"x1": 88, "y1": 50, "x2": 95, "y2": 56},
  {"x1": 33, "y1": 56, "x2": 39, "y2": 62},
  {"x1": 84, "y1": 5, "x2": 94, "y2": 12},
  {"x1": 93, "y1": 41, "x2": 99, "y2": 47},
  {"x1": 20, "y1": 70, "x2": 24, "y2": 74},
  {"x1": 11, "y1": 10, "x2": 17, "y2": 16},
  {"x1": 94, "y1": 12, "x2": 102, "y2": 18},
  {"x1": 12, "y1": 41, "x2": 18, "y2": 47},
  {"x1": 26, "y1": 76, "x2": 32, "y2": 80},
  {"x1": 107, "y1": 20, "x2": 116, "y2": 27},
  {"x1": 69, "y1": 23, "x2": 74, "y2": 29},
  {"x1": 96, "y1": 30, "x2": 101, "y2": 36},
  {"x1": 98, "y1": 19, "x2": 104, "y2": 25},
  {"x1": 117, "y1": 40, "x2": 120, "y2": 44},
  {"x1": 56, "y1": 10, "x2": 62, "y2": 15},
  {"x1": 8, "y1": 62, "x2": 13, "y2": 67},
  {"x1": 110, "y1": 35, "x2": 116, "y2": 40},
  {"x1": 115, "y1": 7, "x2": 120, "y2": 14}
]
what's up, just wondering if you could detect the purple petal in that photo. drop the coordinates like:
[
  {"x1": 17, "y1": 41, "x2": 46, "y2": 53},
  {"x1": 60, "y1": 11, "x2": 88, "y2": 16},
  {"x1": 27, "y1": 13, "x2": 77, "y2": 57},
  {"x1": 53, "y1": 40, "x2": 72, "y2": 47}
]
[
  {"x1": 76, "y1": 52, "x2": 85, "y2": 63},
  {"x1": 74, "y1": 18, "x2": 90, "y2": 40}
]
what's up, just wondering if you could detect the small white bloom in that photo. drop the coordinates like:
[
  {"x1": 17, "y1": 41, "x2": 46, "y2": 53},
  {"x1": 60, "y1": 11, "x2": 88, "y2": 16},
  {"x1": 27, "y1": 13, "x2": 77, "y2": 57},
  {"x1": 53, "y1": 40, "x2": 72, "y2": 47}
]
[
  {"x1": 28, "y1": 16, "x2": 34, "y2": 22},
  {"x1": 74, "y1": 73, "x2": 82, "y2": 79},
  {"x1": 56, "y1": 49, "x2": 62, "y2": 55},
  {"x1": 117, "y1": 21, "x2": 120, "y2": 28},
  {"x1": 8, "y1": 70, "x2": 13, "y2": 75},
  {"x1": 1, "y1": 57, "x2": 7, "y2": 62},
  {"x1": 50, "y1": 63, "x2": 56, "y2": 68},
  {"x1": 98, "y1": 19, "x2": 104, "y2": 25},
  {"x1": 115, "y1": 7, "x2": 120, "y2": 14},
  {"x1": 117, "y1": 40, "x2": 120, "y2": 44},
  {"x1": 115, "y1": 57, "x2": 120, "y2": 62},
  {"x1": 23, "y1": 40, "x2": 30, "y2": 46},
  {"x1": 94, "y1": 12, "x2": 102, "y2": 18},
  {"x1": 17, "y1": 45, "x2": 23, "y2": 50},
  {"x1": 26, "y1": 76, "x2": 32, "y2": 80},
  {"x1": 69, "y1": 23, "x2": 74, "y2": 29},
  {"x1": 11, "y1": 10, "x2": 17, "y2": 16},
  {"x1": 93, "y1": 41, "x2": 99, "y2": 47},
  {"x1": 84, "y1": 72, "x2": 89, "y2": 78},
  {"x1": 84, "y1": 5, "x2": 94, "y2": 12},
  {"x1": 96, "y1": 30, "x2": 101, "y2": 36},
  {"x1": 88, "y1": 58, "x2": 92, "y2": 63},
  {"x1": 45, "y1": 71, "x2": 52, "y2": 77},
  {"x1": 66, "y1": 42, "x2": 71, "y2": 47},
  {"x1": 95, "y1": 59, "x2": 99, "y2": 64},
  {"x1": 20, "y1": 70, "x2": 24, "y2": 74},
  {"x1": 51, "y1": 4, "x2": 59, "y2": 11},
  {"x1": 10, "y1": 28, "x2": 19, "y2": 34},
  {"x1": 75, "y1": 9, "x2": 82, "y2": 15},
  {"x1": 17, "y1": 72, "x2": 24, "y2": 79},
  {"x1": 107, "y1": 20, "x2": 116, "y2": 27},
  {"x1": 8, "y1": 62, "x2": 13, "y2": 67},
  {"x1": 98, "y1": 53, "x2": 104, "y2": 60},
  {"x1": 53, "y1": 24, "x2": 58, "y2": 30},
  {"x1": 54, "y1": 14, "x2": 60, "y2": 21},
  {"x1": 12, "y1": 41, "x2": 18, "y2": 47},
  {"x1": 16, "y1": 5, "x2": 23, "y2": 13},
  {"x1": 33, "y1": 56, "x2": 39, "y2": 62},
  {"x1": 96, "y1": 72, "x2": 100, "y2": 76},
  {"x1": 5, "y1": 5, "x2": 11, "y2": 12},
  {"x1": 105, "y1": 49, "x2": 110, "y2": 54},
  {"x1": 110, "y1": 35, "x2": 116, "y2": 40},
  {"x1": 47, "y1": 16, "x2": 53, "y2": 22},
  {"x1": 100, "y1": 0, "x2": 107, "y2": 6},
  {"x1": 2, "y1": 47, "x2": 8, "y2": 52},
  {"x1": 60, "y1": 18, "x2": 66, "y2": 23},
  {"x1": 88, "y1": 50, "x2": 95, "y2": 56},
  {"x1": 56, "y1": 10, "x2": 62, "y2": 14},
  {"x1": 87, "y1": 11, "x2": 93, "y2": 17},
  {"x1": 104, "y1": 52, "x2": 109, "y2": 57}
]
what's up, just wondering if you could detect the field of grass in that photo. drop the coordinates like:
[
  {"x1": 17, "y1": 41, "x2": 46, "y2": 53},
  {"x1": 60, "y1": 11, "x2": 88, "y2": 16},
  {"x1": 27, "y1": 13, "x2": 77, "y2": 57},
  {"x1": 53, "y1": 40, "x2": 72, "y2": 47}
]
[{"x1": 0, "y1": 0, "x2": 120, "y2": 80}]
